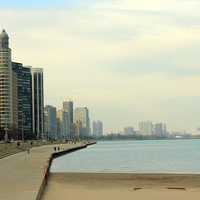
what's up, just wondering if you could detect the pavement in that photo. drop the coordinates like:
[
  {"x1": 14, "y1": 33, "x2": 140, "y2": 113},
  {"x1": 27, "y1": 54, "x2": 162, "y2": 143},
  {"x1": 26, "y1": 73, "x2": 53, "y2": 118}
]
[{"x1": 0, "y1": 143, "x2": 84, "y2": 200}]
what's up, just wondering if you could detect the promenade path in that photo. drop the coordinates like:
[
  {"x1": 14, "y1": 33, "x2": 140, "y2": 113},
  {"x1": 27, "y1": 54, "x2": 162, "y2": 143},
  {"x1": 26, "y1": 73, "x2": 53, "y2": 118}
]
[{"x1": 0, "y1": 143, "x2": 85, "y2": 200}]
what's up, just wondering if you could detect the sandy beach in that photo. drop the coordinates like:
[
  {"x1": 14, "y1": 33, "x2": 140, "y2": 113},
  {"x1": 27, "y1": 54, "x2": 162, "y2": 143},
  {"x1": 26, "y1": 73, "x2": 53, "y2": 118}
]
[{"x1": 42, "y1": 173, "x2": 200, "y2": 200}]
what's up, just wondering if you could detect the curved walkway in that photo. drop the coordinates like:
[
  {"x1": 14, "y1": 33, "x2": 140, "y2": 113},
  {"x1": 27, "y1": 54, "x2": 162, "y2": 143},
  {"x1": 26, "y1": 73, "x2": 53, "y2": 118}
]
[{"x1": 0, "y1": 143, "x2": 84, "y2": 200}]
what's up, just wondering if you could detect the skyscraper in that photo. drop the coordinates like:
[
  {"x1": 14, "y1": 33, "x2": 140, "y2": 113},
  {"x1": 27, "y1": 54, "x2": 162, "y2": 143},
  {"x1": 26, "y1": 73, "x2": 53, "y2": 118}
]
[
  {"x1": 57, "y1": 109, "x2": 70, "y2": 139},
  {"x1": 74, "y1": 120, "x2": 82, "y2": 138},
  {"x1": 93, "y1": 120, "x2": 103, "y2": 137},
  {"x1": 138, "y1": 121, "x2": 153, "y2": 135},
  {"x1": 31, "y1": 68, "x2": 44, "y2": 139},
  {"x1": 44, "y1": 105, "x2": 57, "y2": 140},
  {"x1": 74, "y1": 107, "x2": 90, "y2": 138},
  {"x1": 12, "y1": 63, "x2": 33, "y2": 139},
  {"x1": 63, "y1": 100, "x2": 74, "y2": 138},
  {"x1": 63, "y1": 100, "x2": 73, "y2": 124},
  {"x1": 0, "y1": 30, "x2": 15, "y2": 137},
  {"x1": 153, "y1": 123, "x2": 167, "y2": 137}
]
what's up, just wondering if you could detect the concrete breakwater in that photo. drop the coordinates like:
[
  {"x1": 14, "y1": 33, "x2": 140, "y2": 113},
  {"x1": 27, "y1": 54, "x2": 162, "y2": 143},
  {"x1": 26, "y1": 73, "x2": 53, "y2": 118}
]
[
  {"x1": 0, "y1": 141, "x2": 96, "y2": 200},
  {"x1": 36, "y1": 141, "x2": 96, "y2": 200}
]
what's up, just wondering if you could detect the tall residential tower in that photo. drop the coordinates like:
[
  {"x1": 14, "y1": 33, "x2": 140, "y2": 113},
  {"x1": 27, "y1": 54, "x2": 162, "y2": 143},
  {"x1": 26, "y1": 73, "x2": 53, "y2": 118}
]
[
  {"x1": 74, "y1": 107, "x2": 90, "y2": 138},
  {"x1": 63, "y1": 100, "x2": 74, "y2": 138},
  {"x1": 31, "y1": 68, "x2": 44, "y2": 139},
  {"x1": 44, "y1": 105, "x2": 57, "y2": 140},
  {"x1": 57, "y1": 109, "x2": 70, "y2": 139},
  {"x1": 93, "y1": 120, "x2": 103, "y2": 137},
  {"x1": 0, "y1": 30, "x2": 15, "y2": 137}
]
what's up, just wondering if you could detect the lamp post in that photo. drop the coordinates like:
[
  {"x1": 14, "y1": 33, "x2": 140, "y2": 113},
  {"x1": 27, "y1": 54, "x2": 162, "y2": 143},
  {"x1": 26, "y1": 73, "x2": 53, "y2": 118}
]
[
  {"x1": 4, "y1": 127, "x2": 8, "y2": 143},
  {"x1": 21, "y1": 111, "x2": 24, "y2": 142},
  {"x1": 4, "y1": 114, "x2": 9, "y2": 143}
]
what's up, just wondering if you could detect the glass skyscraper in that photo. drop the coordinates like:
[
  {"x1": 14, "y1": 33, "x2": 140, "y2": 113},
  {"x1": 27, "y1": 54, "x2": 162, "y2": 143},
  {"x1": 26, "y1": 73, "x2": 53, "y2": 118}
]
[
  {"x1": 12, "y1": 62, "x2": 33, "y2": 139},
  {"x1": 31, "y1": 68, "x2": 44, "y2": 139}
]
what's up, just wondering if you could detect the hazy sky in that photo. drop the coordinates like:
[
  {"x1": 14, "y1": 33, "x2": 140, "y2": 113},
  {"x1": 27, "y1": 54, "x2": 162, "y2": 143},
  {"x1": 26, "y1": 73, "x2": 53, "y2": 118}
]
[{"x1": 1, "y1": 0, "x2": 200, "y2": 133}]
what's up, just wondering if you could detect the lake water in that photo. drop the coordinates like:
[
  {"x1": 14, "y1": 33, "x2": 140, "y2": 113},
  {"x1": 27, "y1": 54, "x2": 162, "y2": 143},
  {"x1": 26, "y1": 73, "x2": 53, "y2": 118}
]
[{"x1": 50, "y1": 140, "x2": 200, "y2": 173}]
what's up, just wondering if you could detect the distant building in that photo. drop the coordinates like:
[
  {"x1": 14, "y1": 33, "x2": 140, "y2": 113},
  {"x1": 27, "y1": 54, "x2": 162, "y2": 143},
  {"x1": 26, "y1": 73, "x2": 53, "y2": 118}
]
[
  {"x1": 57, "y1": 109, "x2": 70, "y2": 139},
  {"x1": 74, "y1": 107, "x2": 90, "y2": 138},
  {"x1": 75, "y1": 120, "x2": 82, "y2": 139},
  {"x1": 138, "y1": 121, "x2": 153, "y2": 135},
  {"x1": 63, "y1": 100, "x2": 74, "y2": 138},
  {"x1": 93, "y1": 120, "x2": 103, "y2": 137},
  {"x1": 12, "y1": 63, "x2": 33, "y2": 139},
  {"x1": 0, "y1": 30, "x2": 15, "y2": 136},
  {"x1": 153, "y1": 123, "x2": 167, "y2": 137},
  {"x1": 63, "y1": 100, "x2": 73, "y2": 124},
  {"x1": 57, "y1": 109, "x2": 62, "y2": 139},
  {"x1": 31, "y1": 68, "x2": 44, "y2": 139},
  {"x1": 56, "y1": 117, "x2": 61, "y2": 139},
  {"x1": 123, "y1": 127, "x2": 135, "y2": 136},
  {"x1": 44, "y1": 105, "x2": 57, "y2": 140}
]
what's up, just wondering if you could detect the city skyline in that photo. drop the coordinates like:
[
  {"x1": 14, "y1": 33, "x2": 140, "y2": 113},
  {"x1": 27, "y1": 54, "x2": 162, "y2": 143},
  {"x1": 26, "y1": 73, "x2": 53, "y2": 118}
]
[
  {"x1": 0, "y1": 30, "x2": 44, "y2": 139},
  {"x1": 1, "y1": 0, "x2": 200, "y2": 133}
]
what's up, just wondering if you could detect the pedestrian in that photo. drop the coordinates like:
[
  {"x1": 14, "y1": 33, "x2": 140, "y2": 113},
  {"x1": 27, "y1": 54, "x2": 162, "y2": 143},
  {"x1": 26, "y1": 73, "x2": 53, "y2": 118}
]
[{"x1": 27, "y1": 148, "x2": 30, "y2": 154}]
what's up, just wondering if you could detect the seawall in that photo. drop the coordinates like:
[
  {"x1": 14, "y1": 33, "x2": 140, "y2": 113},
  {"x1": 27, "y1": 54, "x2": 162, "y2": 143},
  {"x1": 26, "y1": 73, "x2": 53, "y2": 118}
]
[{"x1": 36, "y1": 141, "x2": 96, "y2": 200}]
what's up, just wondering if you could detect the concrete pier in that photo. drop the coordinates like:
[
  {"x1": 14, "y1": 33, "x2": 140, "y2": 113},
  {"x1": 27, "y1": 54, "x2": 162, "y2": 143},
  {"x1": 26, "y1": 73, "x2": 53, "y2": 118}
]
[{"x1": 0, "y1": 142, "x2": 92, "y2": 200}]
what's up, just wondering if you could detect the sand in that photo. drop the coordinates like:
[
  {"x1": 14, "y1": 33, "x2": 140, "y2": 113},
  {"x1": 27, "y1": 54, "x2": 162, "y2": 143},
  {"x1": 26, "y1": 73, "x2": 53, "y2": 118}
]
[{"x1": 42, "y1": 173, "x2": 200, "y2": 200}]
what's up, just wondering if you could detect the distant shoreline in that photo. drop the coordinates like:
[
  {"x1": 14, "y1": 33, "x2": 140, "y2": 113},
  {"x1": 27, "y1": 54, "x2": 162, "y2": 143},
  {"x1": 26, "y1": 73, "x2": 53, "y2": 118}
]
[{"x1": 96, "y1": 137, "x2": 200, "y2": 141}]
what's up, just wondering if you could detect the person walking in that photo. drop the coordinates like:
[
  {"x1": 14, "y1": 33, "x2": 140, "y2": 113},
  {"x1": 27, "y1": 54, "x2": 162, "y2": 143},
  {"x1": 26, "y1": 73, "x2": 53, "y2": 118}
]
[{"x1": 27, "y1": 148, "x2": 30, "y2": 154}]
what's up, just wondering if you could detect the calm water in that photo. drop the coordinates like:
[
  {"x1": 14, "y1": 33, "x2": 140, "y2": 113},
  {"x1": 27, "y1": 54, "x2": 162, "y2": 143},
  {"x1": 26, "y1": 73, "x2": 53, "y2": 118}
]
[{"x1": 51, "y1": 140, "x2": 200, "y2": 173}]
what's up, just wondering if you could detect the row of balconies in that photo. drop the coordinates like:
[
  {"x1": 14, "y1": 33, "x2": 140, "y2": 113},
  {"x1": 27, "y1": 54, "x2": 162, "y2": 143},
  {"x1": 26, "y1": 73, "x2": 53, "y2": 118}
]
[
  {"x1": 0, "y1": 77, "x2": 9, "y2": 79},
  {"x1": 0, "y1": 101, "x2": 9, "y2": 104},
  {"x1": 0, "y1": 100, "x2": 9, "y2": 103},
  {"x1": 0, "y1": 98, "x2": 10, "y2": 101},
  {"x1": 0, "y1": 89, "x2": 9, "y2": 92},
  {"x1": 0, "y1": 91, "x2": 9, "y2": 93},
  {"x1": 0, "y1": 84, "x2": 9, "y2": 87},
  {"x1": 0, "y1": 81, "x2": 9, "y2": 83},
  {"x1": 0, "y1": 109, "x2": 10, "y2": 113},
  {"x1": 0, "y1": 87, "x2": 9, "y2": 89},
  {"x1": 0, "y1": 61, "x2": 9, "y2": 64},
  {"x1": 0, "y1": 56, "x2": 9, "y2": 59}
]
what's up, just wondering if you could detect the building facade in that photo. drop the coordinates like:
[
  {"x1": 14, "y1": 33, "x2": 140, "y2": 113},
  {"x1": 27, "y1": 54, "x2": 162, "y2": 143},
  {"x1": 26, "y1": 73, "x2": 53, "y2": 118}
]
[
  {"x1": 93, "y1": 120, "x2": 103, "y2": 137},
  {"x1": 74, "y1": 107, "x2": 90, "y2": 138},
  {"x1": 63, "y1": 100, "x2": 73, "y2": 124},
  {"x1": 138, "y1": 121, "x2": 153, "y2": 135},
  {"x1": 63, "y1": 100, "x2": 74, "y2": 138},
  {"x1": 31, "y1": 68, "x2": 44, "y2": 139},
  {"x1": 153, "y1": 123, "x2": 167, "y2": 137},
  {"x1": 44, "y1": 105, "x2": 57, "y2": 140},
  {"x1": 12, "y1": 63, "x2": 33, "y2": 139},
  {"x1": 0, "y1": 30, "x2": 15, "y2": 138},
  {"x1": 57, "y1": 109, "x2": 70, "y2": 139},
  {"x1": 123, "y1": 127, "x2": 135, "y2": 136}
]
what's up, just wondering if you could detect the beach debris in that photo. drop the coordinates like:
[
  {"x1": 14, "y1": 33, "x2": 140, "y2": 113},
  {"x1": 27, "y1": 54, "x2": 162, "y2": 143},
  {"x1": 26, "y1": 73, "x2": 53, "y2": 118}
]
[
  {"x1": 133, "y1": 187, "x2": 143, "y2": 191},
  {"x1": 167, "y1": 187, "x2": 186, "y2": 190}
]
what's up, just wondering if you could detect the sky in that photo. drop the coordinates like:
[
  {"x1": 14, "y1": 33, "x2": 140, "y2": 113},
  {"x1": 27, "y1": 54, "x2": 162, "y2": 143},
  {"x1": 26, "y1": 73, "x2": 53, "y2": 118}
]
[{"x1": 0, "y1": 0, "x2": 200, "y2": 134}]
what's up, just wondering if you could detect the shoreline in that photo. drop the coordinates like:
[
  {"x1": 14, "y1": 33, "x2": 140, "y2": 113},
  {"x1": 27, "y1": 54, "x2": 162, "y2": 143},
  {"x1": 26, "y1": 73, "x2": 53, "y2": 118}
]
[
  {"x1": 40, "y1": 141, "x2": 200, "y2": 200},
  {"x1": 49, "y1": 171, "x2": 200, "y2": 175},
  {"x1": 36, "y1": 141, "x2": 97, "y2": 200}
]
